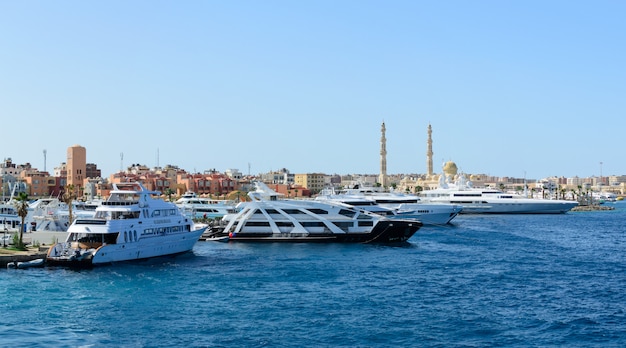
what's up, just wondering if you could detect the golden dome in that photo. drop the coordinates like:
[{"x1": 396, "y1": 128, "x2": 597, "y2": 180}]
[{"x1": 443, "y1": 161, "x2": 458, "y2": 176}]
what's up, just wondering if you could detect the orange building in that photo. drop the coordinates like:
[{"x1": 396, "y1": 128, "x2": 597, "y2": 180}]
[{"x1": 66, "y1": 144, "x2": 86, "y2": 192}]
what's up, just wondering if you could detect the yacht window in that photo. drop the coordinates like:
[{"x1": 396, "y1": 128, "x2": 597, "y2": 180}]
[
  {"x1": 301, "y1": 222, "x2": 325, "y2": 227},
  {"x1": 306, "y1": 208, "x2": 329, "y2": 214},
  {"x1": 282, "y1": 209, "x2": 304, "y2": 215},
  {"x1": 333, "y1": 221, "x2": 353, "y2": 232},
  {"x1": 338, "y1": 209, "x2": 356, "y2": 218},
  {"x1": 244, "y1": 222, "x2": 271, "y2": 227}
]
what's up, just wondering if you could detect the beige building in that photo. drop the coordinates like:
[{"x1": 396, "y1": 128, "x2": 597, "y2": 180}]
[{"x1": 294, "y1": 173, "x2": 325, "y2": 194}]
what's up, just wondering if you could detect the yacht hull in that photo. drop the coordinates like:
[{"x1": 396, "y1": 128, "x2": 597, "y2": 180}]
[
  {"x1": 440, "y1": 201, "x2": 578, "y2": 214},
  {"x1": 47, "y1": 228, "x2": 205, "y2": 268},
  {"x1": 227, "y1": 220, "x2": 421, "y2": 244}
]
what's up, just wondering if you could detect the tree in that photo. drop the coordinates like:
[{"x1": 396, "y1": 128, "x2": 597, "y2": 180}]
[
  {"x1": 164, "y1": 188, "x2": 175, "y2": 201},
  {"x1": 62, "y1": 184, "x2": 76, "y2": 226},
  {"x1": 14, "y1": 191, "x2": 29, "y2": 249}
]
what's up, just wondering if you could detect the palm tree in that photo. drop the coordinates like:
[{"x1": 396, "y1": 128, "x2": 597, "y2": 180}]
[
  {"x1": 164, "y1": 188, "x2": 175, "y2": 201},
  {"x1": 14, "y1": 192, "x2": 29, "y2": 249},
  {"x1": 62, "y1": 184, "x2": 76, "y2": 226}
]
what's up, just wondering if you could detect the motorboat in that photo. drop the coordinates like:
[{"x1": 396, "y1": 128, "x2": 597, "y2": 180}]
[
  {"x1": 332, "y1": 184, "x2": 462, "y2": 225},
  {"x1": 46, "y1": 182, "x2": 206, "y2": 267},
  {"x1": 592, "y1": 191, "x2": 618, "y2": 204},
  {"x1": 419, "y1": 173, "x2": 579, "y2": 214},
  {"x1": 211, "y1": 182, "x2": 422, "y2": 243},
  {"x1": 175, "y1": 192, "x2": 237, "y2": 220}
]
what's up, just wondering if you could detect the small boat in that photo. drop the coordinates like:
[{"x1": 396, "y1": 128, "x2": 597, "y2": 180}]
[
  {"x1": 204, "y1": 235, "x2": 230, "y2": 242},
  {"x1": 7, "y1": 258, "x2": 45, "y2": 269}
]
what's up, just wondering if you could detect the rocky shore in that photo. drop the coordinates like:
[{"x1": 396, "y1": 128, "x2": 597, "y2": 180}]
[{"x1": 571, "y1": 204, "x2": 615, "y2": 211}]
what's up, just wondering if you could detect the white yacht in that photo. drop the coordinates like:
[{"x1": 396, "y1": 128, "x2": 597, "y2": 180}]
[
  {"x1": 47, "y1": 182, "x2": 206, "y2": 267},
  {"x1": 336, "y1": 185, "x2": 463, "y2": 225},
  {"x1": 175, "y1": 192, "x2": 237, "y2": 220},
  {"x1": 212, "y1": 182, "x2": 422, "y2": 243},
  {"x1": 27, "y1": 198, "x2": 96, "y2": 232},
  {"x1": 419, "y1": 173, "x2": 579, "y2": 214},
  {"x1": 1, "y1": 185, "x2": 25, "y2": 232}
]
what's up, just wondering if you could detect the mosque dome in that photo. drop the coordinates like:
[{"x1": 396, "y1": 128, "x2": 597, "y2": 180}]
[{"x1": 443, "y1": 161, "x2": 458, "y2": 176}]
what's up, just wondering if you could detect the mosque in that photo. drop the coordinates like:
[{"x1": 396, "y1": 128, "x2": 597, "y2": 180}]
[{"x1": 377, "y1": 122, "x2": 486, "y2": 194}]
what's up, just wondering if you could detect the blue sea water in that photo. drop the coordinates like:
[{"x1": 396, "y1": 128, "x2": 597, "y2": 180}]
[{"x1": 1, "y1": 203, "x2": 625, "y2": 347}]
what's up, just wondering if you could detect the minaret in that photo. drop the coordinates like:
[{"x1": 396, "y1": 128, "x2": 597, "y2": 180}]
[
  {"x1": 427, "y1": 124, "x2": 434, "y2": 177},
  {"x1": 379, "y1": 121, "x2": 388, "y2": 187}
]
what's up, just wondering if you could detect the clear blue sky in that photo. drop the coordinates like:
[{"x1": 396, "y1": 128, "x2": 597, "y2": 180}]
[{"x1": 1, "y1": 1, "x2": 624, "y2": 180}]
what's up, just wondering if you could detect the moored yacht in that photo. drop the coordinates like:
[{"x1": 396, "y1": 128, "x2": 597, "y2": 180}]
[
  {"x1": 420, "y1": 173, "x2": 578, "y2": 214},
  {"x1": 210, "y1": 182, "x2": 421, "y2": 243},
  {"x1": 47, "y1": 182, "x2": 206, "y2": 267},
  {"x1": 175, "y1": 192, "x2": 237, "y2": 220},
  {"x1": 336, "y1": 184, "x2": 462, "y2": 225}
]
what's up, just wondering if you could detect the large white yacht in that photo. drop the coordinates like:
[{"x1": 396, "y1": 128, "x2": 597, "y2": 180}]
[
  {"x1": 211, "y1": 182, "x2": 422, "y2": 243},
  {"x1": 175, "y1": 192, "x2": 237, "y2": 220},
  {"x1": 419, "y1": 173, "x2": 579, "y2": 214},
  {"x1": 47, "y1": 182, "x2": 206, "y2": 267}
]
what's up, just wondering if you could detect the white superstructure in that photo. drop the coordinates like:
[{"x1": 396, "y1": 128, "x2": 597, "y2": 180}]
[{"x1": 175, "y1": 192, "x2": 237, "y2": 220}]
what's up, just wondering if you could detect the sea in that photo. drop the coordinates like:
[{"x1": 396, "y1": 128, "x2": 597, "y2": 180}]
[{"x1": 1, "y1": 203, "x2": 625, "y2": 348}]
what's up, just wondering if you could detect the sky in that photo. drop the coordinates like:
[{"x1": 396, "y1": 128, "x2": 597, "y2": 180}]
[{"x1": 1, "y1": 1, "x2": 625, "y2": 180}]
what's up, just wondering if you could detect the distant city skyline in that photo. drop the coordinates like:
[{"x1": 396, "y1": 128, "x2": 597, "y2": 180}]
[{"x1": 2, "y1": 2, "x2": 625, "y2": 179}]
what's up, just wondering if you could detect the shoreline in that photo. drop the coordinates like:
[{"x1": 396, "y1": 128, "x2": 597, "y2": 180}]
[{"x1": 571, "y1": 204, "x2": 615, "y2": 211}]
